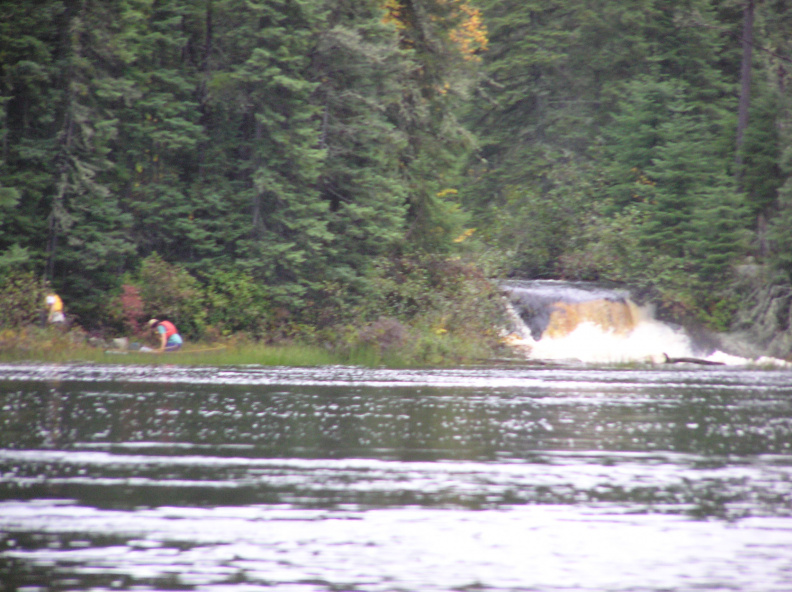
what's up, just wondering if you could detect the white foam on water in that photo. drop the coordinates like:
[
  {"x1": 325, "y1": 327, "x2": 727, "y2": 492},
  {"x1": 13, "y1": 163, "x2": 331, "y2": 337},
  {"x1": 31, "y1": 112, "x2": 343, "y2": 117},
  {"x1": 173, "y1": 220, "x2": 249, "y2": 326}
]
[
  {"x1": 502, "y1": 280, "x2": 792, "y2": 367},
  {"x1": 529, "y1": 319, "x2": 693, "y2": 364},
  {"x1": 506, "y1": 305, "x2": 791, "y2": 367}
]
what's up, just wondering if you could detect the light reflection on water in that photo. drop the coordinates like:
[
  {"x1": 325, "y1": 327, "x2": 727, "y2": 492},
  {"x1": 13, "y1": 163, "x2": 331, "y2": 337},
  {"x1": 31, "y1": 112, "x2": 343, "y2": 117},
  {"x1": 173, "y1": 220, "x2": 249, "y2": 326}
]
[{"x1": 1, "y1": 363, "x2": 792, "y2": 591}]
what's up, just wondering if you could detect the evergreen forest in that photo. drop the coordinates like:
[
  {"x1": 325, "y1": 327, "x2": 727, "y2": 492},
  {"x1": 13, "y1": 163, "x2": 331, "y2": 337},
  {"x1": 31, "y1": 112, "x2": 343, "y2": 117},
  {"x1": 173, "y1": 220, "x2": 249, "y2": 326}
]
[{"x1": 2, "y1": 0, "x2": 792, "y2": 359}]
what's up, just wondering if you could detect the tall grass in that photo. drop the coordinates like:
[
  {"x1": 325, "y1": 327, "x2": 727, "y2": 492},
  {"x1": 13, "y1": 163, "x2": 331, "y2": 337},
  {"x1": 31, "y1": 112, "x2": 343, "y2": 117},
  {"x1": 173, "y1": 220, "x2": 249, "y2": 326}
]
[
  {"x1": 137, "y1": 344, "x2": 381, "y2": 367},
  {"x1": 0, "y1": 334, "x2": 421, "y2": 367},
  {"x1": 0, "y1": 317, "x2": 503, "y2": 368},
  {"x1": 0, "y1": 343, "x2": 375, "y2": 367},
  {"x1": 0, "y1": 339, "x2": 499, "y2": 368}
]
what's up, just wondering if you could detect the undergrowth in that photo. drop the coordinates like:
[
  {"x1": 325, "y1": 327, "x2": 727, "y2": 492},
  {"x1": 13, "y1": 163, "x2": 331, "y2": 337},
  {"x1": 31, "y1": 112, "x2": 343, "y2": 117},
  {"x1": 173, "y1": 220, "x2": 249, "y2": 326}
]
[{"x1": 0, "y1": 326, "x2": 502, "y2": 368}]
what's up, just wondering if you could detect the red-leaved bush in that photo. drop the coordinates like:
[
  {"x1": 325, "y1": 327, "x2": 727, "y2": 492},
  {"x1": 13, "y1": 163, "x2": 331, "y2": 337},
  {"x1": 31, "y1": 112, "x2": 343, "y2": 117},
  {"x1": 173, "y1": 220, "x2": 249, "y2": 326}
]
[{"x1": 119, "y1": 284, "x2": 145, "y2": 336}]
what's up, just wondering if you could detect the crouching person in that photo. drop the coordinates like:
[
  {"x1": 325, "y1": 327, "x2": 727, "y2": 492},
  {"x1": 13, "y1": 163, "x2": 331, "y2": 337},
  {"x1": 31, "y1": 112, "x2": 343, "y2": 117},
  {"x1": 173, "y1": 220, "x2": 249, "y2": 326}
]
[{"x1": 148, "y1": 318, "x2": 183, "y2": 352}]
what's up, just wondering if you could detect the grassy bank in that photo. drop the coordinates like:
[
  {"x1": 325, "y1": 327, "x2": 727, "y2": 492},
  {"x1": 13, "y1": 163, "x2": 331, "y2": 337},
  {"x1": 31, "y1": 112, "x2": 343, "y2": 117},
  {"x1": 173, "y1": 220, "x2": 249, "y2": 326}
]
[
  {"x1": 0, "y1": 331, "x2": 386, "y2": 367},
  {"x1": 0, "y1": 343, "x2": 350, "y2": 367},
  {"x1": 0, "y1": 325, "x2": 503, "y2": 368}
]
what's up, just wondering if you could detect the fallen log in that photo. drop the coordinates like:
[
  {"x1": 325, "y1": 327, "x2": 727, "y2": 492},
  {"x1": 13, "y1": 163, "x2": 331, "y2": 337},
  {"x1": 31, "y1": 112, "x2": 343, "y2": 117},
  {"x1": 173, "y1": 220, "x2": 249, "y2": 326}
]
[{"x1": 663, "y1": 353, "x2": 725, "y2": 366}]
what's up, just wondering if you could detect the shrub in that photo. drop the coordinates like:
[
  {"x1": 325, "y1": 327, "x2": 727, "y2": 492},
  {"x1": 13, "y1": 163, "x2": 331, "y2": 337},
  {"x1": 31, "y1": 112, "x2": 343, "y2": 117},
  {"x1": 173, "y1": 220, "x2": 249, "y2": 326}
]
[
  {"x1": 133, "y1": 253, "x2": 206, "y2": 338},
  {"x1": 0, "y1": 270, "x2": 49, "y2": 328},
  {"x1": 357, "y1": 317, "x2": 409, "y2": 353},
  {"x1": 201, "y1": 268, "x2": 272, "y2": 339},
  {"x1": 365, "y1": 254, "x2": 505, "y2": 335},
  {"x1": 118, "y1": 284, "x2": 146, "y2": 337}
]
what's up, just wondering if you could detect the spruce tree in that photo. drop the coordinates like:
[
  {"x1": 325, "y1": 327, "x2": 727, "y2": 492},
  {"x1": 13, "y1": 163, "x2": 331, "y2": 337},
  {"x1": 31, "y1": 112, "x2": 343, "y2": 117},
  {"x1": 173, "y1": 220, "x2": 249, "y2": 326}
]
[
  {"x1": 113, "y1": 0, "x2": 207, "y2": 264},
  {"x1": 47, "y1": 1, "x2": 141, "y2": 318},
  {"x1": 602, "y1": 75, "x2": 749, "y2": 305},
  {"x1": 0, "y1": 0, "x2": 66, "y2": 268},
  {"x1": 202, "y1": 0, "x2": 332, "y2": 305},
  {"x1": 310, "y1": 0, "x2": 410, "y2": 296},
  {"x1": 380, "y1": 0, "x2": 486, "y2": 251}
]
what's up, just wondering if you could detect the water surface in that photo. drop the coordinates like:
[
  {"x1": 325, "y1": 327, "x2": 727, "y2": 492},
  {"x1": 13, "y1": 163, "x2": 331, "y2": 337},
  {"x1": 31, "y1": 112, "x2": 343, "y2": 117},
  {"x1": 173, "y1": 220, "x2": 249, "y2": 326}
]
[{"x1": 2, "y1": 363, "x2": 792, "y2": 591}]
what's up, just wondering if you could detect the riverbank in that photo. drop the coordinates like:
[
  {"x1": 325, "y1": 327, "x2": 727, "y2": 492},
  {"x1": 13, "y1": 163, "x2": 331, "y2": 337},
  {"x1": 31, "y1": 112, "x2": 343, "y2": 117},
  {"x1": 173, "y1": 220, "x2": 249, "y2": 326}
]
[{"x1": 0, "y1": 324, "x2": 505, "y2": 368}]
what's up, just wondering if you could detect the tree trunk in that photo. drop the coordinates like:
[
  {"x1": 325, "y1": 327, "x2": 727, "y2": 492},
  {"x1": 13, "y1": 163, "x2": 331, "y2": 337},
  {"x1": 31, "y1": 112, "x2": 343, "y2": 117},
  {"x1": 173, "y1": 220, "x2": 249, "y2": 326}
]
[
  {"x1": 203, "y1": 0, "x2": 213, "y2": 73},
  {"x1": 734, "y1": 0, "x2": 754, "y2": 181}
]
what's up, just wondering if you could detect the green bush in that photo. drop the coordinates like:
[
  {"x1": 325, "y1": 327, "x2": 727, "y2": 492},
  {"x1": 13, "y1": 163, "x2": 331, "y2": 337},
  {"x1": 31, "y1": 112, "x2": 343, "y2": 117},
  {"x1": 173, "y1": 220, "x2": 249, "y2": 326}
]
[
  {"x1": 350, "y1": 254, "x2": 505, "y2": 362},
  {"x1": 0, "y1": 270, "x2": 49, "y2": 328},
  {"x1": 132, "y1": 253, "x2": 206, "y2": 338},
  {"x1": 201, "y1": 268, "x2": 272, "y2": 339}
]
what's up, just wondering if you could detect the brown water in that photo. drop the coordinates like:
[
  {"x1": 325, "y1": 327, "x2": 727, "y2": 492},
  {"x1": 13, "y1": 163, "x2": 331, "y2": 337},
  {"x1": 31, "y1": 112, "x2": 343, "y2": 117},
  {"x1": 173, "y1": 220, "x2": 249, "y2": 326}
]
[{"x1": 1, "y1": 363, "x2": 792, "y2": 591}]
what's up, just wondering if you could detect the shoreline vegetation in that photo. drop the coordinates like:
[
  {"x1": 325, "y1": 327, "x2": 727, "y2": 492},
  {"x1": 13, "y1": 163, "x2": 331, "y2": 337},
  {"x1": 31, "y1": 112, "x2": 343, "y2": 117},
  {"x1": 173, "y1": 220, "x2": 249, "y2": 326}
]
[
  {"x1": 0, "y1": 330, "x2": 506, "y2": 369},
  {"x1": 1, "y1": 253, "x2": 512, "y2": 369},
  {"x1": 2, "y1": 2, "x2": 791, "y2": 363},
  {"x1": 0, "y1": 259, "x2": 532, "y2": 367}
]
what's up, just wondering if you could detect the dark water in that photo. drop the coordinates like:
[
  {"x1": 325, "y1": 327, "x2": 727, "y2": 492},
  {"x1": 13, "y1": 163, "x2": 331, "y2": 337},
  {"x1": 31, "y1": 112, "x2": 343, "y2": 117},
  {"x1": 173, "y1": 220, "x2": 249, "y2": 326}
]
[{"x1": 1, "y1": 363, "x2": 792, "y2": 591}]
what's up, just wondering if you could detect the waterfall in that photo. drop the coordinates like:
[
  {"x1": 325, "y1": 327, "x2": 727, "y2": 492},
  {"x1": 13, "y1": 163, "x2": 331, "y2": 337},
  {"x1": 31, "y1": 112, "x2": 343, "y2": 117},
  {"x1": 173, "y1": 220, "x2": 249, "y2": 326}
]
[{"x1": 501, "y1": 280, "x2": 706, "y2": 364}]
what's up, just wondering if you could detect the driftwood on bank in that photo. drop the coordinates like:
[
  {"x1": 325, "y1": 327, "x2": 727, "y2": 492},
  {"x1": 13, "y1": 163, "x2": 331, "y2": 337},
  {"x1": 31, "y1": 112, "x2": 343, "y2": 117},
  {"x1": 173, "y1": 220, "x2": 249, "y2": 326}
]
[{"x1": 662, "y1": 353, "x2": 725, "y2": 366}]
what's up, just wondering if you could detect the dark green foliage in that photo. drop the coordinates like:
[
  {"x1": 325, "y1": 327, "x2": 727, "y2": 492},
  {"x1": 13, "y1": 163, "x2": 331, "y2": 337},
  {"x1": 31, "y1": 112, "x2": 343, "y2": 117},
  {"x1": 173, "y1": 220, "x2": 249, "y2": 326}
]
[
  {"x1": 312, "y1": 1, "x2": 409, "y2": 277},
  {"x1": 132, "y1": 253, "x2": 206, "y2": 337},
  {"x1": 578, "y1": 74, "x2": 750, "y2": 311},
  {"x1": 0, "y1": 270, "x2": 48, "y2": 328},
  {"x1": 0, "y1": 0, "x2": 67, "y2": 264},
  {"x1": 769, "y1": 163, "x2": 792, "y2": 281},
  {"x1": 461, "y1": 0, "x2": 785, "y2": 327},
  {"x1": 738, "y1": 90, "x2": 784, "y2": 217},
  {"x1": 201, "y1": 267, "x2": 272, "y2": 339},
  {"x1": 207, "y1": 0, "x2": 331, "y2": 300},
  {"x1": 0, "y1": 184, "x2": 26, "y2": 269},
  {"x1": 486, "y1": 161, "x2": 594, "y2": 279},
  {"x1": 113, "y1": 0, "x2": 209, "y2": 264},
  {"x1": 363, "y1": 253, "x2": 505, "y2": 336},
  {"x1": 2, "y1": 0, "x2": 792, "y2": 340},
  {"x1": 357, "y1": 253, "x2": 505, "y2": 363}
]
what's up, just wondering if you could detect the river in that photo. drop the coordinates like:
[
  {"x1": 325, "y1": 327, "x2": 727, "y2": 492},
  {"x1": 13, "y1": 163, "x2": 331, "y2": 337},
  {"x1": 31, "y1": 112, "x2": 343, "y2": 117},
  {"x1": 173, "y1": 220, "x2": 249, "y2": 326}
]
[{"x1": 1, "y1": 362, "x2": 792, "y2": 591}]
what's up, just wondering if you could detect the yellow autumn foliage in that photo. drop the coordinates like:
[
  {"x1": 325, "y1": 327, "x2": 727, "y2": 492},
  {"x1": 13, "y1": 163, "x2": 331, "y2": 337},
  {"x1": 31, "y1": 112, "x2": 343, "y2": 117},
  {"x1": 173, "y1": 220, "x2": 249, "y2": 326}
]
[
  {"x1": 447, "y1": 2, "x2": 488, "y2": 61},
  {"x1": 382, "y1": 1, "x2": 488, "y2": 61}
]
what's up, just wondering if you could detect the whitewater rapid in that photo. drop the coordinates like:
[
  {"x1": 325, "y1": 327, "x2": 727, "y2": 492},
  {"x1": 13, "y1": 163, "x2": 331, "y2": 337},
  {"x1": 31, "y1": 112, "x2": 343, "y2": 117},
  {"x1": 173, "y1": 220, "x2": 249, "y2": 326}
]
[{"x1": 502, "y1": 280, "x2": 789, "y2": 367}]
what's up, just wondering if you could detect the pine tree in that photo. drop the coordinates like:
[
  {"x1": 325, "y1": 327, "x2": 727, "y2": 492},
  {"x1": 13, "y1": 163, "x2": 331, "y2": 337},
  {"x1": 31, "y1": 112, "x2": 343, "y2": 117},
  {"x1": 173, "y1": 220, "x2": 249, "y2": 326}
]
[
  {"x1": 738, "y1": 89, "x2": 784, "y2": 228},
  {"x1": 769, "y1": 177, "x2": 792, "y2": 281},
  {"x1": 733, "y1": 1, "x2": 791, "y2": 257},
  {"x1": 0, "y1": 1, "x2": 138, "y2": 319},
  {"x1": 44, "y1": 0, "x2": 141, "y2": 318}
]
